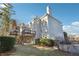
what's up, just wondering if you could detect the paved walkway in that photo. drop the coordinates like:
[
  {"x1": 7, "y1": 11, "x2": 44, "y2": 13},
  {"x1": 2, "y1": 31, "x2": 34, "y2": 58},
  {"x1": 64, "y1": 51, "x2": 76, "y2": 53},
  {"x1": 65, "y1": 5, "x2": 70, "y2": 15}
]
[{"x1": 10, "y1": 44, "x2": 76, "y2": 56}]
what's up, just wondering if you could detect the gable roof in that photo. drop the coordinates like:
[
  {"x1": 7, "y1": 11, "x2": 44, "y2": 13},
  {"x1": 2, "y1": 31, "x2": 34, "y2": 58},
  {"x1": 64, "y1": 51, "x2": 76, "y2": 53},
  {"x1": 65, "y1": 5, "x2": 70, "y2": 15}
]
[{"x1": 40, "y1": 13, "x2": 62, "y2": 26}]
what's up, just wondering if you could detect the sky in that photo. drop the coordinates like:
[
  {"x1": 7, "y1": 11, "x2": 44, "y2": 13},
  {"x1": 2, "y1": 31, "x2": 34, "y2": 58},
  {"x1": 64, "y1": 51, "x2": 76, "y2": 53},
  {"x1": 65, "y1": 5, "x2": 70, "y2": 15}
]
[{"x1": 0, "y1": 3, "x2": 79, "y2": 35}]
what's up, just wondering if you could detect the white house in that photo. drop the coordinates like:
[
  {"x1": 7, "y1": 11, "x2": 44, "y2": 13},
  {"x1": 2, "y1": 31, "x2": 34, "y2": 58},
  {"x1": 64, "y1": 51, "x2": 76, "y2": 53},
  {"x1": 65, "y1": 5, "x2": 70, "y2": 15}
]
[{"x1": 30, "y1": 6, "x2": 65, "y2": 42}]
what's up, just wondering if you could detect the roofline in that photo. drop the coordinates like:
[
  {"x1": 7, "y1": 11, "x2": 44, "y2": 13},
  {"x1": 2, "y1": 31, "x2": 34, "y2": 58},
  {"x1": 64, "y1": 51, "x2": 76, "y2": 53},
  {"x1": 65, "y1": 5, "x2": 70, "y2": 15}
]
[{"x1": 40, "y1": 13, "x2": 62, "y2": 26}]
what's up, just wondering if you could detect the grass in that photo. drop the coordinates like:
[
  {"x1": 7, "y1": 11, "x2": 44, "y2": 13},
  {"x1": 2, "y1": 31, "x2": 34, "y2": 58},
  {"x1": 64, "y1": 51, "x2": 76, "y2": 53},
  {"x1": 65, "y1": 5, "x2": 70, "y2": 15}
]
[{"x1": 9, "y1": 44, "x2": 76, "y2": 56}]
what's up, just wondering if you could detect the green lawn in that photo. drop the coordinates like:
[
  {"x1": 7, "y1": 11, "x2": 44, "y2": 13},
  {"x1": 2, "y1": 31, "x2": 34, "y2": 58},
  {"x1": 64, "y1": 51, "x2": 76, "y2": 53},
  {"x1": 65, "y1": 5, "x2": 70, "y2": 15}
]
[{"x1": 10, "y1": 44, "x2": 76, "y2": 56}]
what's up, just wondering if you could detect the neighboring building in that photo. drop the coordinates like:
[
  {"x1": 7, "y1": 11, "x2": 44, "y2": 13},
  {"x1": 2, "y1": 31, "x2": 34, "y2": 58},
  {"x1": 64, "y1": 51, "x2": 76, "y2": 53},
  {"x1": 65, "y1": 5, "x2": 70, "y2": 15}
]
[
  {"x1": 9, "y1": 20, "x2": 19, "y2": 35},
  {"x1": 9, "y1": 20, "x2": 17, "y2": 31},
  {"x1": 30, "y1": 6, "x2": 65, "y2": 42},
  {"x1": 10, "y1": 23, "x2": 35, "y2": 43},
  {"x1": 12, "y1": 20, "x2": 17, "y2": 30},
  {"x1": 18, "y1": 23, "x2": 35, "y2": 43},
  {"x1": 69, "y1": 35, "x2": 79, "y2": 42}
]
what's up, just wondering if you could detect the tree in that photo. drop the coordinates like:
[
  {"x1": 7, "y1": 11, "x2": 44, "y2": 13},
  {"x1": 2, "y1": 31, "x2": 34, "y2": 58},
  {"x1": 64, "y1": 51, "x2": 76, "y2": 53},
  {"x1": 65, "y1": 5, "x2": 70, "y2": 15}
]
[
  {"x1": 63, "y1": 32, "x2": 68, "y2": 41},
  {"x1": 0, "y1": 3, "x2": 15, "y2": 36}
]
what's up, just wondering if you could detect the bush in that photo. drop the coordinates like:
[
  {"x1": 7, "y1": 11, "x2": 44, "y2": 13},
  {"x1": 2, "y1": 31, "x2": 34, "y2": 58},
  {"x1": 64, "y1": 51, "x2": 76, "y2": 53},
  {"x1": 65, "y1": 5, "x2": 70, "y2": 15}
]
[
  {"x1": 40, "y1": 38, "x2": 54, "y2": 47},
  {"x1": 0, "y1": 36, "x2": 16, "y2": 52},
  {"x1": 35, "y1": 38, "x2": 40, "y2": 45},
  {"x1": 35, "y1": 38, "x2": 55, "y2": 47}
]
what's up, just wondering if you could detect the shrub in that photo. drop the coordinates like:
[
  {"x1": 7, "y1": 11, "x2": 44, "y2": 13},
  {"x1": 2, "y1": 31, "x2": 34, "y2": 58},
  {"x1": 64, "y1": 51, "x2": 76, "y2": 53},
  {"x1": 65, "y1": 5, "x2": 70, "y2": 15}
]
[
  {"x1": 46, "y1": 39, "x2": 55, "y2": 46},
  {"x1": 0, "y1": 36, "x2": 16, "y2": 52},
  {"x1": 39, "y1": 38, "x2": 46, "y2": 46},
  {"x1": 40, "y1": 38, "x2": 54, "y2": 47},
  {"x1": 35, "y1": 38, "x2": 40, "y2": 45},
  {"x1": 35, "y1": 38, "x2": 55, "y2": 47}
]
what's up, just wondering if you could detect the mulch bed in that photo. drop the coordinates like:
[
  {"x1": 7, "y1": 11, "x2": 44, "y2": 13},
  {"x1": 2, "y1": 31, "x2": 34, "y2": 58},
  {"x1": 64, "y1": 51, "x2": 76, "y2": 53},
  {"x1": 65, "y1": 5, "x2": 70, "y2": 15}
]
[{"x1": 33, "y1": 45, "x2": 57, "y2": 50}]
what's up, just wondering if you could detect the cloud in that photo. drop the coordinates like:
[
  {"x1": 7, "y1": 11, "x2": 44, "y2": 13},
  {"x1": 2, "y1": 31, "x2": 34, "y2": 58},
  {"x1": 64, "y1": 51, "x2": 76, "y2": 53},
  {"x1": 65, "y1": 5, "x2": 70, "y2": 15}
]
[
  {"x1": 63, "y1": 21, "x2": 79, "y2": 35},
  {"x1": 72, "y1": 21, "x2": 79, "y2": 27}
]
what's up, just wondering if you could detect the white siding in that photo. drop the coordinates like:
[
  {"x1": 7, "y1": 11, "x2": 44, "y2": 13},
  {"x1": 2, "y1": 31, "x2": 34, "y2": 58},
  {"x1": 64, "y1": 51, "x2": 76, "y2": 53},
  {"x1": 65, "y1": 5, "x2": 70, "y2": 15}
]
[
  {"x1": 30, "y1": 14, "x2": 64, "y2": 42},
  {"x1": 48, "y1": 15, "x2": 64, "y2": 41},
  {"x1": 31, "y1": 18, "x2": 41, "y2": 39},
  {"x1": 41, "y1": 16, "x2": 48, "y2": 38}
]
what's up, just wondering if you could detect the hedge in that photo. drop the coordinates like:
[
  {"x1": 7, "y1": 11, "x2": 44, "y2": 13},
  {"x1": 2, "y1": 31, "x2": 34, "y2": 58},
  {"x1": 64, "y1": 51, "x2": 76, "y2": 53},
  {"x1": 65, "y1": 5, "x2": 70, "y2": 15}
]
[{"x1": 0, "y1": 36, "x2": 16, "y2": 52}]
